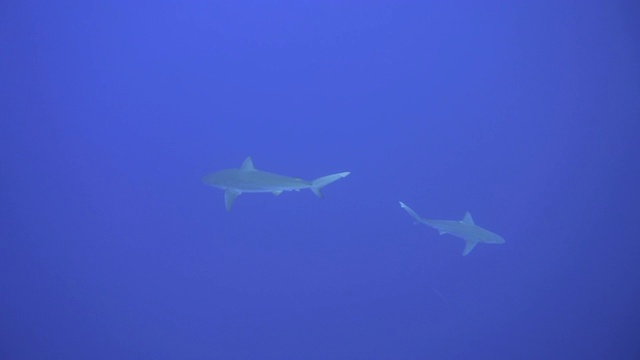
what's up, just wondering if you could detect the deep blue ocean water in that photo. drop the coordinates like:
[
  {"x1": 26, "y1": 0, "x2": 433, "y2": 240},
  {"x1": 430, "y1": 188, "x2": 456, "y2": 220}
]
[{"x1": 2, "y1": 1, "x2": 639, "y2": 359}]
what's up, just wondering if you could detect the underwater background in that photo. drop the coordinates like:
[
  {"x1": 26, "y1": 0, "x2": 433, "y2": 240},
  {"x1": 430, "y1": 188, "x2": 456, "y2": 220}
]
[{"x1": 2, "y1": 1, "x2": 639, "y2": 359}]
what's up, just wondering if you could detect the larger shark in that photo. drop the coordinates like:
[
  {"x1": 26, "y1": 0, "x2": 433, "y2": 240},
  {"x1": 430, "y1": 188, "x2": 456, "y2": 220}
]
[
  {"x1": 399, "y1": 201, "x2": 504, "y2": 255},
  {"x1": 203, "y1": 157, "x2": 350, "y2": 211}
]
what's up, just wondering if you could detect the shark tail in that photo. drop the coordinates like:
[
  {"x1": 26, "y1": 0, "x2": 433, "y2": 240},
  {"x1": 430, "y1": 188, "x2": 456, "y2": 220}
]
[
  {"x1": 310, "y1": 172, "x2": 350, "y2": 198},
  {"x1": 399, "y1": 201, "x2": 429, "y2": 225}
]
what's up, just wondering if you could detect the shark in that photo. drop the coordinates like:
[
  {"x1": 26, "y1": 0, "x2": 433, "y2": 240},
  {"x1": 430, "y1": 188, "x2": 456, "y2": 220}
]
[
  {"x1": 399, "y1": 201, "x2": 504, "y2": 255},
  {"x1": 203, "y1": 157, "x2": 350, "y2": 211}
]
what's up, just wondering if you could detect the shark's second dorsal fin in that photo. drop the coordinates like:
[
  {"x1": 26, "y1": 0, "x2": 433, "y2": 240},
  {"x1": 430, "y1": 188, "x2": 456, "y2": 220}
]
[
  {"x1": 241, "y1": 157, "x2": 255, "y2": 171},
  {"x1": 461, "y1": 212, "x2": 474, "y2": 225}
]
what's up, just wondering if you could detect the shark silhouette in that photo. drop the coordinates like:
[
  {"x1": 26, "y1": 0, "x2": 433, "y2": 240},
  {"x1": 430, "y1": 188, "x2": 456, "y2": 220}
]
[
  {"x1": 203, "y1": 157, "x2": 350, "y2": 211},
  {"x1": 399, "y1": 201, "x2": 504, "y2": 255}
]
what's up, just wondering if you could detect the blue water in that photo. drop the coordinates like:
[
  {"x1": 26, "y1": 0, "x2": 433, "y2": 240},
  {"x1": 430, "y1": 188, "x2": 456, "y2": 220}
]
[{"x1": 2, "y1": 2, "x2": 639, "y2": 359}]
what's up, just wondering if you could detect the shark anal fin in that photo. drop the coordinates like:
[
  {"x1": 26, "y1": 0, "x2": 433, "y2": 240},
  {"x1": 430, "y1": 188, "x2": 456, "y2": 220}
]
[
  {"x1": 224, "y1": 190, "x2": 240, "y2": 211},
  {"x1": 272, "y1": 190, "x2": 283, "y2": 196},
  {"x1": 462, "y1": 240, "x2": 477, "y2": 256}
]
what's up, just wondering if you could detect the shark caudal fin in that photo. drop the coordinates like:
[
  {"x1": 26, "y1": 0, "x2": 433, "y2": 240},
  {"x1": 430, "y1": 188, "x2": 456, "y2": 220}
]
[
  {"x1": 310, "y1": 172, "x2": 350, "y2": 198},
  {"x1": 399, "y1": 201, "x2": 429, "y2": 225}
]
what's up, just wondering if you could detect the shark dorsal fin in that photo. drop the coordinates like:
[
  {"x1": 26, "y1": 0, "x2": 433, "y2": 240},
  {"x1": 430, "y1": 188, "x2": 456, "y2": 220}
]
[
  {"x1": 240, "y1": 157, "x2": 255, "y2": 171},
  {"x1": 461, "y1": 212, "x2": 474, "y2": 225}
]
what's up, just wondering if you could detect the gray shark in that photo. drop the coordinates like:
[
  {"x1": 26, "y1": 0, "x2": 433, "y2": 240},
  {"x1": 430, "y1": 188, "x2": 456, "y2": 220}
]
[
  {"x1": 203, "y1": 157, "x2": 350, "y2": 211},
  {"x1": 399, "y1": 201, "x2": 504, "y2": 255}
]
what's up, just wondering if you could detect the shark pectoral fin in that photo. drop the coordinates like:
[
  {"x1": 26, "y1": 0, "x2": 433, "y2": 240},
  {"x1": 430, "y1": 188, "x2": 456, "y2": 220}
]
[
  {"x1": 310, "y1": 172, "x2": 350, "y2": 198},
  {"x1": 462, "y1": 240, "x2": 477, "y2": 256},
  {"x1": 224, "y1": 190, "x2": 240, "y2": 211},
  {"x1": 272, "y1": 190, "x2": 283, "y2": 196},
  {"x1": 438, "y1": 230, "x2": 447, "y2": 235}
]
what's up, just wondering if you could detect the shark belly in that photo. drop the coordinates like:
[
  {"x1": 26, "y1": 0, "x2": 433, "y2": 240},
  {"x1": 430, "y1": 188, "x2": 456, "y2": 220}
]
[{"x1": 229, "y1": 171, "x2": 311, "y2": 192}]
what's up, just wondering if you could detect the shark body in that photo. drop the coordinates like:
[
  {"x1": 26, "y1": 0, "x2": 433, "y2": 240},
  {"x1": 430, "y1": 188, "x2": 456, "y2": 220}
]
[
  {"x1": 203, "y1": 157, "x2": 350, "y2": 211},
  {"x1": 399, "y1": 201, "x2": 504, "y2": 255}
]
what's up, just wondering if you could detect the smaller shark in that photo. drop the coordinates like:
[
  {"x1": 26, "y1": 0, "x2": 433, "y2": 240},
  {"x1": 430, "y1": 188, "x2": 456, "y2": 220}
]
[
  {"x1": 399, "y1": 201, "x2": 504, "y2": 255},
  {"x1": 203, "y1": 157, "x2": 350, "y2": 211}
]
